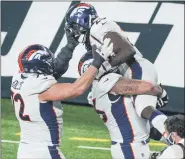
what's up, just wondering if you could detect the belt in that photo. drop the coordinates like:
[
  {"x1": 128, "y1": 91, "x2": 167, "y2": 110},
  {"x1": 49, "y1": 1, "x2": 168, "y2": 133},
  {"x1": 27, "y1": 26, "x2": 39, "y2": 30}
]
[{"x1": 112, "y1": 138, "x2": 150, "y2": 145}]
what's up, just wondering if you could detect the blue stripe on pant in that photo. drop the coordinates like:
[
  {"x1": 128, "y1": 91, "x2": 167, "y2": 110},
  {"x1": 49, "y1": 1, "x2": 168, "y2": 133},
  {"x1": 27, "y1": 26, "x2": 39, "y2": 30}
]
[
  {"x1": 121, "y1": 143, "x2": 135, "y2": 159},
  {"x1": 48, "y1": 146, "x2": 62, "y2": 159},
  {"x1": 40, "y1": 101, "x2": 59, "y2": 145},
  {"x1": 111, "y1": 96, "x2": 134, "y2": 143},
  {"x1": 112, "y1": 141, "x2": 135, "y2": 159}
]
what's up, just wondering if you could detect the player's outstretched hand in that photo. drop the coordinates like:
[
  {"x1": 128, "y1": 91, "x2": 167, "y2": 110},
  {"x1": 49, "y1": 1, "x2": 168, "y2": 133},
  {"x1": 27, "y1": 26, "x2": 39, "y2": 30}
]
[
  {"x1": 91, "y1": 38, "x2": 114, "y2": 69},
  {"x1": 156, "y1": 84, "x2": 169, "y2": 109},
  {"x1": 64, "y1": 25, "x2": 79, "y2": 48}
]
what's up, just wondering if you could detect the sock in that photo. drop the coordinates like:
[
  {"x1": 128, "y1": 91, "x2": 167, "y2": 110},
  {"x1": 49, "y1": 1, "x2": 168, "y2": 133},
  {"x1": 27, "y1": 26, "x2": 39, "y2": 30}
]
[{"x1": 149, "y1": 110, "x2": 168, "y2": 138}]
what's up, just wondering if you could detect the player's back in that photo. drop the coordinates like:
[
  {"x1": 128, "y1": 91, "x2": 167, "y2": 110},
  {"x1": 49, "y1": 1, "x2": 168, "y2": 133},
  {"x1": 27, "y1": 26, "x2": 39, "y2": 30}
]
[
  {"x1": 11, "y1": 72, "x2": 63, "y2": 146},
  {"x1": 91, "y1": 73, "x2": 150, "y2": 144}
]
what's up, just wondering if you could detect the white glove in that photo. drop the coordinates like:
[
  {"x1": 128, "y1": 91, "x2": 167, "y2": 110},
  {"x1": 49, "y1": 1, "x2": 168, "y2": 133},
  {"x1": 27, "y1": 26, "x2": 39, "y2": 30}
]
[
  {"x1": 96, "y1": 38, "x2": 115, "y2": 61},
  {"x1": 87, "y1": 92, "x2": 93, "y2": 106},
  {"x1": 91, "y1": 38, "x2": 114, "y2": 69}
]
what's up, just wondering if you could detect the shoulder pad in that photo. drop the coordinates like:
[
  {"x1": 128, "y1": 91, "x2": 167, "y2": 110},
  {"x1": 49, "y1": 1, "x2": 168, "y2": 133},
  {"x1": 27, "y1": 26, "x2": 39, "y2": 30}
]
[{"x1": 21, "y1": 74, "x2": 57, "y2": 95}]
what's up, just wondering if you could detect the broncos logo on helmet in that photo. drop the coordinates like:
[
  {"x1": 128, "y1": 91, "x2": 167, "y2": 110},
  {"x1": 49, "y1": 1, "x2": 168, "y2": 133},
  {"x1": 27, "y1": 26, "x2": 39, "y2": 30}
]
[{"x1": 18, "y1": 44, "x2": 54, "y2": 75}]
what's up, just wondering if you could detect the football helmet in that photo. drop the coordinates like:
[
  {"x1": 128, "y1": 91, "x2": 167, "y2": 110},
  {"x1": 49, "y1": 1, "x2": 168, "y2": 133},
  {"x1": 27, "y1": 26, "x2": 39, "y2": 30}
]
[
  {"x1": 18, "y1": 44, "x2": 54, "y2": 75},
  {"x1": 65, "y1": 3, "x2": 98, "y2": 43},
  {"x1": 78, "y1": 52, "x2": 93, "y2": 76}
]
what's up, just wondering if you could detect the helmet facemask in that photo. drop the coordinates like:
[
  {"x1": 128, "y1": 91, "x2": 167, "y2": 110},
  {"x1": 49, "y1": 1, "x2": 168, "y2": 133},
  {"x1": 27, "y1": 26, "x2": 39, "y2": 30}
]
[
  {"x1": 65, "y1": 3, "x2": 98, "y2": 43},
  {"x1": 66, "y1": 22, "x2": 90, "y2": 43}
]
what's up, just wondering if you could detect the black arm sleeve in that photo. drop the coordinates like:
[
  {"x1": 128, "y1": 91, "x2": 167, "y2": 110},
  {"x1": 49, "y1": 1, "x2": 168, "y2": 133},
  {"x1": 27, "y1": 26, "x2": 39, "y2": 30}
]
[
  {"x1": 53, "y1": 44, "x2": 76, "y2": 79},
  {"x1": 149, "y1": 127, "x2": 162, "y2": 141}
]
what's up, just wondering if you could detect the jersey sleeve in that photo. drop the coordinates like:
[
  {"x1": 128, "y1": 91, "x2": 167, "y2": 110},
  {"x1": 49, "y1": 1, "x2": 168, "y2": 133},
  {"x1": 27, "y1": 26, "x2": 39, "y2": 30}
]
[
  {"x1": 53, "y1": 44, "x2": 76, "y2": 79},
  {"x1": 97, "y1": 73, "x2": 121, "y2": 97},
  {"x1": 22, "y1": 74, "x2": 57, "y2": 95}
]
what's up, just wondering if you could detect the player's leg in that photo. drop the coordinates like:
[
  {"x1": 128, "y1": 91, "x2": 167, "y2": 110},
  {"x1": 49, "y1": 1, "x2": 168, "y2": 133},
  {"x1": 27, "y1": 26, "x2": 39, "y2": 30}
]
[
  {"x1": 17, "y1": 143, "x2": 66, "y2": 159},
  {"x1": 17, "y1": 143, "x2": 51, "y2": 159},
  {"x1": 111, "y1": 142, "x2": 125, "y2": 159},
  {"x1": 135, "y1": 95, "x2": 167, "y2": 137},
  {"x1": 111, "y1": 142, "x2": 136, "y2": 159},
  {"x1": 111, "y1": 142, "x2": 150, "y2": 159},
  {"x1": 17, "y1": 143, "x2": 29, "y2": 159},
  {"x1": 130, "y1": 142, "x2": 150, "y2": 159},
  {"x1": 129, "y1": 58, "x2": 167, "y2": 137},
  {"x1": 48, "y1": 145, "x2": 66, "y2": 159}
]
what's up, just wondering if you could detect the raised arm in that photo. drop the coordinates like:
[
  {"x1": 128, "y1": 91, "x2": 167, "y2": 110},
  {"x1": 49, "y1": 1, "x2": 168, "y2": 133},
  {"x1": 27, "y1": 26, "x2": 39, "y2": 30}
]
[
  {"x1": 39, "y1": 38, "x2": 113, "y2": 101},
  {"x1": 53, "y1": 28, "x2": 79, "y2": 79},
  {"x1": 109, "y1": 77, "x2": 162, "y2": 96},
  {"x1": 39, "y1": 66, "x2": 98, "y2": 101}
]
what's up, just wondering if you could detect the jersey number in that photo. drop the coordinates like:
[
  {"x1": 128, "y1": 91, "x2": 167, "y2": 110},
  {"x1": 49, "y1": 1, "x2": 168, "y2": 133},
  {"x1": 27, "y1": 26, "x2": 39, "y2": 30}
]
[{"x1": 11, "y1": 91, "x2": 31, "y2": 121}]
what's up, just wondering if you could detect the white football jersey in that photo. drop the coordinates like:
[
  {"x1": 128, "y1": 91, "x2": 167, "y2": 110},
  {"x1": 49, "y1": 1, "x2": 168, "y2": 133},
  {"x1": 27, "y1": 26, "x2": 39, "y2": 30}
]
[
  {"x1": 11, "y1": 73, "x2": 63, "y2": 146},
  {"x1": 91, "y1": 73, "x2": 150, "y2": 143},
  {"x1": 89, "y1": 18, "x2": 143, "y2": 59}
]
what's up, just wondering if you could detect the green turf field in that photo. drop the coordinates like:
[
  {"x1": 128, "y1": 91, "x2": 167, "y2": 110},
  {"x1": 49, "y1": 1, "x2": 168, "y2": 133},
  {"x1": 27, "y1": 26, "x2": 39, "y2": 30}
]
[{"x1": 1, "y1": 98, "x2": 166, "y2": 159}]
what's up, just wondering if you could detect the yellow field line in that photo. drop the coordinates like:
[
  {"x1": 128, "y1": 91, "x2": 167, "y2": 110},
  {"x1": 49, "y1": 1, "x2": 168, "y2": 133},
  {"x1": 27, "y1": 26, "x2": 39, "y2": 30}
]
[
  {"x1": 70, "y1": 137, "x2": 167, "y2": 146},
  {"x1": 16, "y1": 132, "x2": 20, "y2": 136},
  {"x1": 70, "y1": 137, "x2": 110, "y2": 142},
  {"x1": 149, "y1": 142, "x2": 166, "y2": 146}
]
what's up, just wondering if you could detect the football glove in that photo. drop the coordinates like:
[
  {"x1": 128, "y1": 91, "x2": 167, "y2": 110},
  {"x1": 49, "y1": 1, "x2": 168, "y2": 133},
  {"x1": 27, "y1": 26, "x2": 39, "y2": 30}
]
[
  {"x1": 65, "y1": 26, "x2": 79, "y2": 48},
  {"x1": 156, "y1": 84, "x2": 169, "y2": 109},
  {"x1": 92, "y1": 38, "x2": 114, "y2": 69}
]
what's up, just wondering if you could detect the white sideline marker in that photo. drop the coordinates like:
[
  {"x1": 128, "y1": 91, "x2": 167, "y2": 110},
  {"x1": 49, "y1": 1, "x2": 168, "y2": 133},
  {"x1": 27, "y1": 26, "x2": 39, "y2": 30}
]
[
  {"x1": 78, "y1": 146, "x2": 110, "y2": 151},
  {"x1": 1, "y1": 140, "x2": 157, "y2": 154},
  {"x1": 1, "y1": 140, "x2": 19, "y2": 144},
  {"x1": 78, "y1": 145, "x2": 156, "y2": 153}
]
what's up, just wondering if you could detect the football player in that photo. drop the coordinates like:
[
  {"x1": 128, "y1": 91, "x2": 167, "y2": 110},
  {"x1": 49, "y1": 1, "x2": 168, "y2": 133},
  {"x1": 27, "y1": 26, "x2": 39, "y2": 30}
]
[
  {"x1": 65, "y1": 2, "x2": 169, "y2": 141},
  {"x1": 78, "y1": 53, "x2": 165, "y2": 159},
  {"x1": 10, "y1": 40, "x2": 113, "y2": 159}
]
